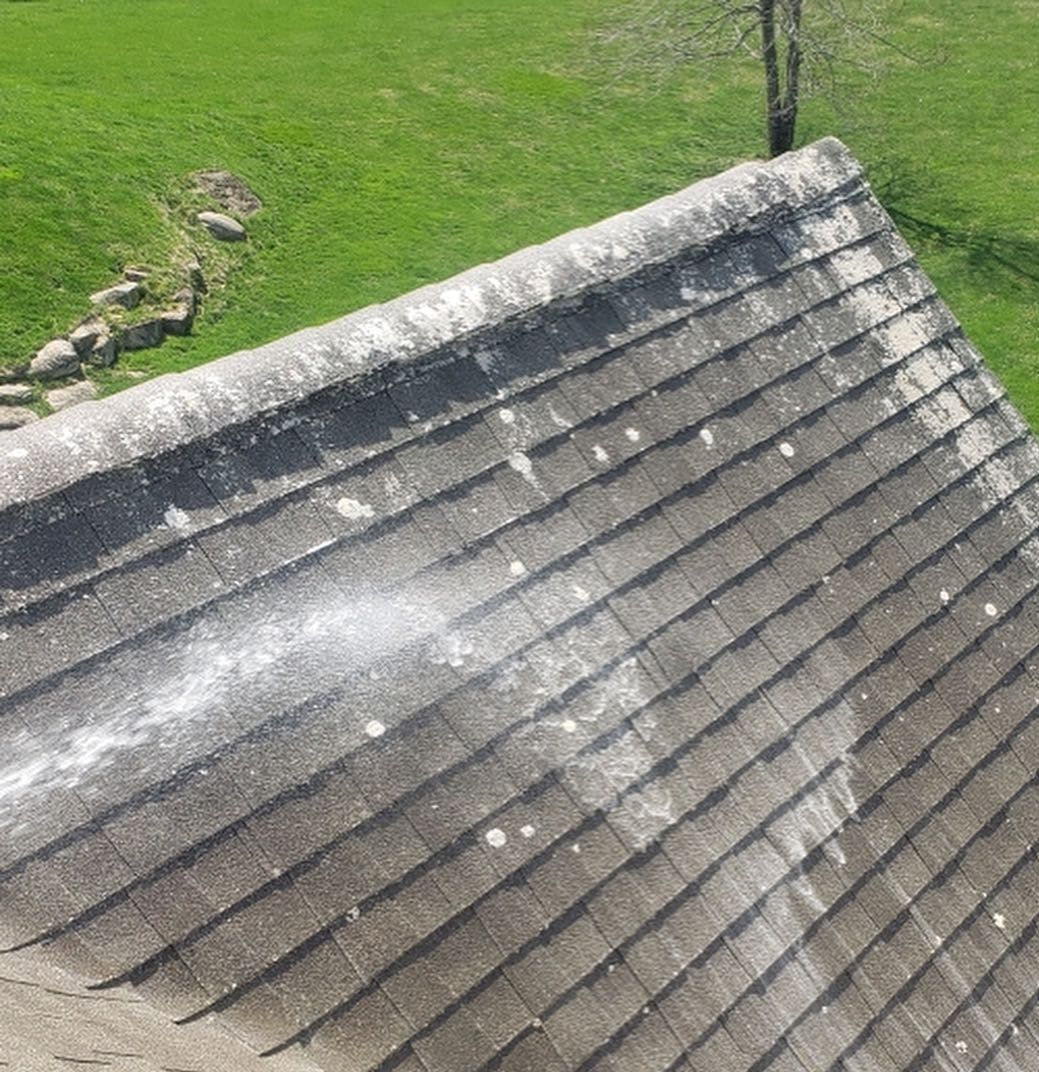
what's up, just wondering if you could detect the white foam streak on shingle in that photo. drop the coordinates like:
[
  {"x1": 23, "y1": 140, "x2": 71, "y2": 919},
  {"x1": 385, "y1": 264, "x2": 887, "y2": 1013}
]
[
  {"x1": 771, "y1": 754, "x2": 858, "y2": 870},
  {"x1": 909, "y1": 909, "x2": 1004, "y2": 1056},
  {"x1": 563, "y1": 729, "x2": 673, "y2": 851},
  {"x1": 0, "y1": 588, "x2": 462, "y2": 814}
]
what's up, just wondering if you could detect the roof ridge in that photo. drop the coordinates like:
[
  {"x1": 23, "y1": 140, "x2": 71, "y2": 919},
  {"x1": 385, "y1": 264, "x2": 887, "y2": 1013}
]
[{"x1": 0, "y1": 138, "x2": 863, "y2": 511}]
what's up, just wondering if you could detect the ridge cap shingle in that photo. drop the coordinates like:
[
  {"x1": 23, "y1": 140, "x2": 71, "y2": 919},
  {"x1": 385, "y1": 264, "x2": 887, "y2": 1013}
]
[{"x1": 0, "y1": 138, "x2": 862, "y2": 512}]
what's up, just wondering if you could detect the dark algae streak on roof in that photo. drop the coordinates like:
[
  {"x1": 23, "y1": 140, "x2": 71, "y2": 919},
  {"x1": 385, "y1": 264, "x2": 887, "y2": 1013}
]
[{"x1": 2, "y1": 138, "x2": 1039, "y2": 1071}]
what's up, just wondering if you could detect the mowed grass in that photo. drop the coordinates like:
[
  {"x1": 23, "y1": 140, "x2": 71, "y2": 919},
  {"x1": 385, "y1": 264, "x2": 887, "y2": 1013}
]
[{"x1": 0, "y1": 0, "x2": 1037, "y2": 421}]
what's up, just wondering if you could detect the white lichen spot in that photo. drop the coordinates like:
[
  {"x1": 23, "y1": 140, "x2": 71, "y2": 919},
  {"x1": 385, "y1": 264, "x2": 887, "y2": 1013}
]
[
  {"x1": 778, "y1": 441, "x2": 796, "y2": 458},
  {"x1": 163, "y1": 504, "x2": 191, "y2": 530},
  {"x1": 7, "y1": 447, "x2": 28, "y2": 460},
  {"x1": 984, "y1": 602, "x2": 998, "y2": 618},
  {"x1": 940, "y1": 589, "x2": 951, "y2": 604},
  {"x1": 591, "y1": 444, "x2": 610, "y2": 464},
  {"x1": 365, "y1": 719, "x2": 386, "y2": 739},
  {"x1": 499, "y1": 408, "x2": 516, "y2": 424},
  {"x1": 993, "y1": 912, "x2": 1007, "y2": 931},
  {"x1": 572, "y1": 842, "x2": 582, "y2": 854},
  {"x1": 572, "y1": 584, "x2": 590, "y2": 601},
  {"x1": 508, "y1": 450, "x2": 537, "y2": 485},
  {"x1": 624, "y1": 427, "x2": 641, "y2": 443},
  {"x1": 510, "y1": 560, "x2": 527, "y2": 577},
  {"x1": 485, "y1": 828, "x2": 507, "y2": 849},
  {"x1": 547, "y1": 404, "x2": 571, "y2": 429},
  {"x1": 335, "y1": 496, "x2": 375, "y2": 521},
  {"x1": 520, "y1": 824, "x2": 536, "y2": 839},
  {"x1": 699, "y1": 427, "x2": 715, "y2": 447},
  {"x1": 561, "y1": 718, "x2": 578, "y2": 734},
  {"x1": 955, "y1": 1041, "x2": 968, "y2": 1055}
]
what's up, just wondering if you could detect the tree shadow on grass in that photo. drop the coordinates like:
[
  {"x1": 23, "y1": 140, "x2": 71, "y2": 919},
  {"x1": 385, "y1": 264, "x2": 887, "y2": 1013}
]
[{"x1": 870, "y1": 165, "x2": 1039, "y2": 286}]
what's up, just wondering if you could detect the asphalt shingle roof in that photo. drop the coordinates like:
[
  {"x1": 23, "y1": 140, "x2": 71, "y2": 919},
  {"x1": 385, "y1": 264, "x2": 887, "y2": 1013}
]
[{"x1": 2, "y1": 137, "x2": 1039, "y2": 1071}]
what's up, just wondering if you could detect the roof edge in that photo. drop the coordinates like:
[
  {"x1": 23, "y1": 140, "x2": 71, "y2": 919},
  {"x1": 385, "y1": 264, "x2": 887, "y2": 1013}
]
[{"x1": 0, "y1": 137, "x2": 862, "y2": 511}]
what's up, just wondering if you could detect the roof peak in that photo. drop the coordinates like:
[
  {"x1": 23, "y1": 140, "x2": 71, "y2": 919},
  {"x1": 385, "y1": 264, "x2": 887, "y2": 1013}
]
[{"x1": 0, "y1": 137, "x2": 863, "y2": 511}]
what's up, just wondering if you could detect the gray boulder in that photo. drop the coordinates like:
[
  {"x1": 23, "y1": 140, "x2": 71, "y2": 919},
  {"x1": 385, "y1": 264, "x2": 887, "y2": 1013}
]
[
  {"x1": 124, "y1": 267, "x2": 149, "y2": 282},
  {"x1": 196, "y1": 211, "x2": 246, "y2": 241},
  {"x1": 0, "y1": 384, "x2": 33, "y2": 405},
  {"x1": 174, "y1": 285, "x2": 197, "y2": 313},
  {"x1": 69, "y1": 317, "x2": 105, "y2": 356},
  {"x1": 160, "y1": 301, "x2": 194, "y2": 337},
  {"x1": 121, "y1": 319, "x2": 164, "y2": 351},
  {"x1": 0, "y1": 406, "x2": 38, "y2": 430},
  {"x1": 46, "y1": 380, "x2": 98, "y2": 412},
  {"x1": 182, "y1": 259, "x2": 206, "y2": 292},
  {"x1": 90, "y1": 281, "x2": 142, "y2": 309},
  {"x1": 87, "y1": 331, "x2": 117, "y2": 367},
  {"x1": 29, "y1": 339, "x2": 79, "y2": 379}
]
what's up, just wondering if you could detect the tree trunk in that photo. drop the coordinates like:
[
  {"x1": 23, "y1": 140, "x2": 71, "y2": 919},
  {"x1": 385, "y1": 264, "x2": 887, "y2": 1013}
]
[
  {"x1": 760, "y1": 0, "x2": 803, "y2": 156},
  {"x1": 760, "y1": 0, "x2": 787, "y2": 156},
  {"x1": 779, "y1": 0, "x2": 803, "y2": 155}
]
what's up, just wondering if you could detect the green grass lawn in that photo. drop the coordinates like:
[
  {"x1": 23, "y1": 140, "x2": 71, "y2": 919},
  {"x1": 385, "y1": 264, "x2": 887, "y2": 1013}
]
[{"x1": 0, "y1": 1, "x2": 1037, "y2": 420}]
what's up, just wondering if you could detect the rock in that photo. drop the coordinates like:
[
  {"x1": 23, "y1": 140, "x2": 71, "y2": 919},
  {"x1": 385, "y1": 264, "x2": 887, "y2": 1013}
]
[
  {"x1": 174, "y1": 286, "x2": 197, "y2": 313},
  {"x1": 160, "y1": 302, "x2": 194, "y2": 337},
  {"x1": 90, "y1": 281, "x2": 142, "y2": 309},
  {"x1": 46, "y1": 380, "x2": 98, "y2": 412},
  {"x1": 87, "y1": 331, "x2": 117, "y2": 367},
  {"x1": 121, "y1": 318, "x2": 164, "y2": 351},
  {"x1": 0, "y1": 384, "x2": 33, "y2": 405},
  {"x1": 0, "y1": 365, "x2": 28, "y2": 383},
  {"x1": 69, "y1": 317, "x2": 105, "y2": 356},
  {"x1": 0, "y1": 406, "x2": 38, "y2": 430},
  {"x1": 29, "y1": 339, "x2": 79, "y2": 379},
  {"x1": 194, "y1": 170, "x2": 262, "y2": 217},
  {"x1": 124, "y1": 267, "x2": 149, "y2": 282},
  {"x1": 182, "y1": 259, "x2": 206, "y2": 293},
  {"x1": 196, "y1": 211, "x2": 246, "y2": 241}
]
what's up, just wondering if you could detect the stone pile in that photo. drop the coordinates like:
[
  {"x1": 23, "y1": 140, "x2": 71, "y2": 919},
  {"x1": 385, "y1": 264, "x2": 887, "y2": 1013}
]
[
  {"x1": 3, "y1": 171, "x2": 258, "y2": 427},
  {"x1": 0, "y1": 265, "x2": 201, "y2": 429}
]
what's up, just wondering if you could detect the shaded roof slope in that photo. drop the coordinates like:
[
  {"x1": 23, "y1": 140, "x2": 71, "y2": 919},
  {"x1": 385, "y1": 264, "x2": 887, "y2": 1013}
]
[{"x1": 3, "y1": 137, "x2": 1039, "y2": 1072}]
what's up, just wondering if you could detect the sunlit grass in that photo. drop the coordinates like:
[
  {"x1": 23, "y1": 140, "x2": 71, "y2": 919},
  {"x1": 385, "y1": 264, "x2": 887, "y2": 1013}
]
[{"x1": 0, "y1": 0, "x2": 1035, "y2": 420}]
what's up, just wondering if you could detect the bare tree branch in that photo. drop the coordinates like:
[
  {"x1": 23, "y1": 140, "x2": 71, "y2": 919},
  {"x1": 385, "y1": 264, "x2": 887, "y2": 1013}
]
[{"x1": 596, "y1": 0, "x2": 919, "y2": 156}]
